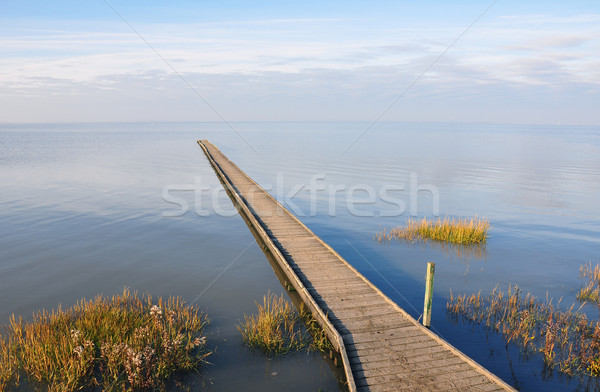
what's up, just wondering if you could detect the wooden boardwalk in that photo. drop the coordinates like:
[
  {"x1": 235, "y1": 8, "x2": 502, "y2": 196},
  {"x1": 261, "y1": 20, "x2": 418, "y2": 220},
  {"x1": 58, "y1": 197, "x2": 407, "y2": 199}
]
[{"x1": 198, "y1": 140, "x2": 514, "y2": 392}]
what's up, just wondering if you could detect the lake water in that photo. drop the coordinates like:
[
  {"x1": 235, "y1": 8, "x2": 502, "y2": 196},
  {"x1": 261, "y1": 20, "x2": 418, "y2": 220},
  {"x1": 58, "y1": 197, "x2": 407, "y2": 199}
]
[{"x1": 1, "y1": 121, "x2": 599, "y2": 391}]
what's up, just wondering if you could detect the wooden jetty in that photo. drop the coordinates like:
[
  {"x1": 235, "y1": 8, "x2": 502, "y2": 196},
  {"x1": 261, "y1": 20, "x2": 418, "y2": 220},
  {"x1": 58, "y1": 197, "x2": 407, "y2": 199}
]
[{"x1": 197, "y1": 140, "x2": 514, "y2": 392}]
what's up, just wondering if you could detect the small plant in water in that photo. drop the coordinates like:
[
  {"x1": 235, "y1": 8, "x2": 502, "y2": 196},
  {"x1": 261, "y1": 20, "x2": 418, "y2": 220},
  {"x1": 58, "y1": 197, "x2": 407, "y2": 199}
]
[
  {"x1": 375, "y1": 217, "x2": 489, "y2": 245},
  {"x1": 0, "y1": 289, "x2": 210, "y2": 392},
  {"x1": 237, "y1": 292, "x2": 333, "y2": 355},
  {"x1": 238, "y1": 292, "x2": 307, "y2": 355},
  {"x1": 299, "y1": 305, "x2": 335, "y2": 353},
  {"x1": 447, "y1": 285, "x2": 600, "y2": 377},
  {"x1": 577, "y1": 262, "x2": 600, "y2": 303}
]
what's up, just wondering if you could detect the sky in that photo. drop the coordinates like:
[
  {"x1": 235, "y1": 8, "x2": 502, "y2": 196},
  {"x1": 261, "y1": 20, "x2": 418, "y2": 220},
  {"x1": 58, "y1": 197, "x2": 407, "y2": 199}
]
[{"x1": 1, "y1": 1, "x2": 599, "y2": 124}]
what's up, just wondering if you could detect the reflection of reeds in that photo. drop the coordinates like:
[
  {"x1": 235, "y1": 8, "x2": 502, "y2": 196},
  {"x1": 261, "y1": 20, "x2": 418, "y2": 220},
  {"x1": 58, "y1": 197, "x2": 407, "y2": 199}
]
[
  {"x1": 0, "y1": 289, "x2": 210, "y2": 391},
  {"x1": 375, "y1": 217, "x2": 489, "y2": 245},
  {"x1": 390, "y1": 236, "x2": 487, "y2": 263},
  {"x1": 577, "y1": 263, "x2": 600, "y2": 303},
  {"x1": 447, "y1": 285, "x2": 600, "y2": 376}
]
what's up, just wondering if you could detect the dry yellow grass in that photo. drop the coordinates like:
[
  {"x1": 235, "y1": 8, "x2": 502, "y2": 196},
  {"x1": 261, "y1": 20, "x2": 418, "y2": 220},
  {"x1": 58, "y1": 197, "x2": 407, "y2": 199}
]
[
  {"x1": 237, "y1": 292, "x2": 333, "y2": 355},
  {"x1": 0, "y1": 289, "x2": 209, "y2": 392},
  {"x1": 237, "y1": 292, "x2": 307, "y2": 355},
  {"x1": 577, "y1": 262, "x2": 600, "y2": 303},
  {"x1": 448, "y1": 286, "x2": 600, "y2": 377},
  {"x1": 375, "y1": 217, "x2": 490, "y2": 245}
]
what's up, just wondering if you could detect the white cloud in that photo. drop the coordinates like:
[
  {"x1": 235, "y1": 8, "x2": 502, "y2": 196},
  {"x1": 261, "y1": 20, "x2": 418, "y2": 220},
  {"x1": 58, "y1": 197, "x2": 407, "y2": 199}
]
[{"x1": 0, "y1": 13, "x2": 599, "y2": 123}]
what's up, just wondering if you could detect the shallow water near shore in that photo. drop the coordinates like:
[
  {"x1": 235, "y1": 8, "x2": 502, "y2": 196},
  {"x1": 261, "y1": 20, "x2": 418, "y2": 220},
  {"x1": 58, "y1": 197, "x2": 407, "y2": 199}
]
[{"x1": 1, "y1": 121, "x2": 599, "y2": 391}]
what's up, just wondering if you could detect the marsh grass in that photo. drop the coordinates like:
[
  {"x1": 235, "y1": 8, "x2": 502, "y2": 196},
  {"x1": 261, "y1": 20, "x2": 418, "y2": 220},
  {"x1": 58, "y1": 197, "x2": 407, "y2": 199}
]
[
  {"x1": 447, "y1": 285, "x2": 600, "y2": 377},
  {"x1": 237, "y1": 292, "x2": 307, "y2": 355},
  {"x1": 298, "y1": 305, "x2": 334, "y2": 353},
  {"x1": 577, "y1": 263, "x2": 600, "y2": 303},
  {"x1": 0, "y1": 289, "x2": 210, "y2": 392},
  {"x1": 237, "y1": 292, "x2": 333, "y2": 355},
  {"x1": 375, "y1": 217, "x2": 489, "y2": 245}
]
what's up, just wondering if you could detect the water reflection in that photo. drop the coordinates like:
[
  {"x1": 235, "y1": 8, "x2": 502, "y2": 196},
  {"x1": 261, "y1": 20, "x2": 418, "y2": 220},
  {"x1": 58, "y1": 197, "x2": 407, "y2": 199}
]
[{"x1": 390, "y1": 237, "x2": 488, "y2": 263}]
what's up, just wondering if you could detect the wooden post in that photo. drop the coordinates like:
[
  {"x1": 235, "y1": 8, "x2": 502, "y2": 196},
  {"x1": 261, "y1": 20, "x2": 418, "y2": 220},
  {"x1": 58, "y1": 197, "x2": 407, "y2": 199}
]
[{"x1": 423, "y1": 262, "x2": 435, "y2": 328}]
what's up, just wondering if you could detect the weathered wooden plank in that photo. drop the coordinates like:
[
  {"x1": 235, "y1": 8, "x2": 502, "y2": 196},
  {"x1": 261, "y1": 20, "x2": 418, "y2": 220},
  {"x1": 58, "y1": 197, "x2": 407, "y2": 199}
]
[
  {"x1": 341, "y1": 315, "x2": 422, "y2": 334},
  {"x1": 290, "y1": 264, "x2": 353, "y2": 275},
  {"x1": 302, "y1": 275, "x2": 365, "y2": 287},
  {"x1": 327, "y1": 304, "x2": 398, "y2": 320},
  {"x1": 347, "y1": 333, "x2": 433, "y2": 353},
  {"x1": 307, "y1": 285, "x2": 376, "y2": 296},
  {"x1": 316, "y1": 291, "x2": 385, "y2": 303},
  {"x1": 342, "y1": 323, "x2": 420, "y2": 340},
  {"x1": 354, "y1": 374, "x2": 446, "y2": 390},
  {"x1": 355, "y1": 356, "x2": 473, "y2": 381},
  {"x1": 325, "y1": 298, "x2": 392, "y2": 314}
]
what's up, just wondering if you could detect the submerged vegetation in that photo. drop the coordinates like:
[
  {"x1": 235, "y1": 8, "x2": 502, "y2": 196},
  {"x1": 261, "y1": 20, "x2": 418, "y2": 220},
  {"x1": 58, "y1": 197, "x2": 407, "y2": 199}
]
[
  {"x1": 237, "y1": 292, "x2": 333, "y2": 355},
  {"x1": 0, "y1": 289, "x2": 210, "y2": 392},
  {"x1": 577, "y1": 263, "x2": 600, "y2": 303},
  {"x1": 375, "y1": 217, "x2": 490, "y2": 245},
  {"x1": 447, "y1": 285, "x2": 600, "y2": 377}
]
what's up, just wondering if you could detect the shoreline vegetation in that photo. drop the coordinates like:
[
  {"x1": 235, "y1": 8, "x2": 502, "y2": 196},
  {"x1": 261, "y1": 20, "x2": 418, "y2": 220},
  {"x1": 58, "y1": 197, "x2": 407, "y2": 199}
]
[
  {"x1": 237, "y1": 292, "x2": 333, "y2": 356},
  {"x1": 447, "y1": 275, "x2": 600, "y2": 377},
  {"x1": 0, "y1": 290, "x2": 209, "y2": 392},
  {"x1": 1, "y1": 289, "x2": 335, "y2": 391},
  {"x1": 375, "y1": 217, "x2": 490, "y2": 246}
]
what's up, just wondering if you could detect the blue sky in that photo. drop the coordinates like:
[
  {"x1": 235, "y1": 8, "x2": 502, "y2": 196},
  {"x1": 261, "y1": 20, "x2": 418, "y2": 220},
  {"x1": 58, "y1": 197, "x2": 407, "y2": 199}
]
[{"x1": 1, "y1": 1, "x2": 599, "y2": 124}]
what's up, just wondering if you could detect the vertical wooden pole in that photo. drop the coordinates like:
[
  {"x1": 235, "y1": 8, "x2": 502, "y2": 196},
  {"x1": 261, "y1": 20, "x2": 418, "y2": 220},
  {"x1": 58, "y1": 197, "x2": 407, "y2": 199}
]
[{"x1": 423, "y1": 262, "x2": 435, "y2": 328}]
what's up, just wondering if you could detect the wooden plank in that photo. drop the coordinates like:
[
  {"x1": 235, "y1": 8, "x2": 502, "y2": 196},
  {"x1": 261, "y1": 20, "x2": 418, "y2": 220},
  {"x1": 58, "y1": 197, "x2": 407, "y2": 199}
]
[
  {"x1": 307, "y1": 285, "x2": 376, "y2": 296},
  {"x1": 326, "y1": 304, "x2": 398, "y2": 320},
  {"x1": 341, "y1": 315, "x2": 419, "y2": 334},
  {"x1": 316, "y1": 292, "x2": 387, "y2": 305},
  {"x1": 347, "y1": 333, "x2": 433, "y2": 353},
  {"x1": 290, "y1": 264, "x2": 353, "y2": 275}
]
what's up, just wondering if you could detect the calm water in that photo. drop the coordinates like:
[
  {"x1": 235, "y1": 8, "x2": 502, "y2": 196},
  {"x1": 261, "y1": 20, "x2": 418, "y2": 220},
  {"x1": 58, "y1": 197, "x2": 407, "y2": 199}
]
[{"x1": 1, "y1": 122, "x2": 599, "y2": 391}]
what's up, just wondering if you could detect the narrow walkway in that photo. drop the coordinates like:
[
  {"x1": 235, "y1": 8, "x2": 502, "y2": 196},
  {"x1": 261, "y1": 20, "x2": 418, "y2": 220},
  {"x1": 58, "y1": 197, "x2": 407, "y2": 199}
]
[{"x1": 198, "y1": 140, "x2": 514, "y2": 392}]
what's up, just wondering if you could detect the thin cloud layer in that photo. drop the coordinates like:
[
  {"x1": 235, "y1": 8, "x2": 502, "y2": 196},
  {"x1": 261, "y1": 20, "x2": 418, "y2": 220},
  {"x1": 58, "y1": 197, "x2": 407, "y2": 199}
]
[{"x1": 1, "y1": 4, "x2": 599, "y2": 124}]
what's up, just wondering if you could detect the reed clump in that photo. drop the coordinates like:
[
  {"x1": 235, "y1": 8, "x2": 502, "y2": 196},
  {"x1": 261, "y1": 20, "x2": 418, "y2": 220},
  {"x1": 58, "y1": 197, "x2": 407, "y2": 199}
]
[
  {"x1": 577, "y1": 262, "x2": 600, "y2": 303},
  {"x1": 0, "y1": 289, "x2": 210, "y2": 392},
  {"x1": 375, "y1": 217, "x2": 489, "y2": 245},
  {"x1": 447, "y1": 285, "x2": 600, "y2": 377},
  {"x1": 237, "y1": 292, "x2": 333, "y2": 355},
  {"x1": 237, "y1": 292, "x2": 307, "y2": 355}
]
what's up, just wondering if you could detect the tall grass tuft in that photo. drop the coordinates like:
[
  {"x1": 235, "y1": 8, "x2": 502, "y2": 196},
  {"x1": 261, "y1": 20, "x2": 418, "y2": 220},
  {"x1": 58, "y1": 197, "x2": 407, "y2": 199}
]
[
  {"x1": 577, "y1": 262, "x2": 600, "y2": 303},
  {"x1": 237, "y1": 292, "x2": 307, "y2": 355},
  {"x1": 375, "y1": 217, "x2": 490, "y2": 245},
  {"x1": 0, "y1": 289, "x2": 210, "y2": 392},
  {"x1": 237, "y1": 292, "x2": 333, "y2": 355},
  {"x1": 447, "y1": 285, "x2": 600, "y2": 377}
]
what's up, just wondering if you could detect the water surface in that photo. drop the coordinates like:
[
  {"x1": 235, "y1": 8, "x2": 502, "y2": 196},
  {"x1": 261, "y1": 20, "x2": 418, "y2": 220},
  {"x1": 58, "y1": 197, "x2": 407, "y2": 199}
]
[{"x1": 1, "y1": 121, "x2": 599, "y2": 391}]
